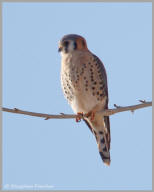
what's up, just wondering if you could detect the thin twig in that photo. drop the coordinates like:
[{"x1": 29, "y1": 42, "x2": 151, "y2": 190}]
[{"x1": 1, "y1": 101, "x2": 152, "y2": 120}]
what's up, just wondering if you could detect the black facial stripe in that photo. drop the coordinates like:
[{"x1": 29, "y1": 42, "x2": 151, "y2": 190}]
[
  {"x1": 74, "y1": 42, "x2": 77, "y2": 50},
  {"x1": 64, "y1": 47, "x2": 68, "y2": 53},
  {"x1": 63, "y1": 41, "x2": 69, "y2": 53}
]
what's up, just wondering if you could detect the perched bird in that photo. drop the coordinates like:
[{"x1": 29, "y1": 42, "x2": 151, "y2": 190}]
[{"x1": 58, "y1": 34, "x2": 111, "y2": 165}]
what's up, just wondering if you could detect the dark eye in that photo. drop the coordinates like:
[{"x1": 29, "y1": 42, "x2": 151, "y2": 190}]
[{"x1": 63, "y1": 41, "x2": 69, "y2": 47}]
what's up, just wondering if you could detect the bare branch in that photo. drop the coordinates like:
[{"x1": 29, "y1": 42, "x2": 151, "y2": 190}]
[{"x1": 1, "y1": 101, "x2": 152, "y2": 120}]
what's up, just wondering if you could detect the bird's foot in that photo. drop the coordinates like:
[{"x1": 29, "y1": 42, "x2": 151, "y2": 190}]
[
  {"x1": 76, "y1": 112, "x2": 83, "y2": 122},
  {"x1": 85, "y1": 111, "x2": 95, "y2": 121}
]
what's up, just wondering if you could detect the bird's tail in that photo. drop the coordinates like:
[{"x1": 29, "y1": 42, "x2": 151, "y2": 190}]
[{"x1": 84, "y1": 115, "x2": 111, "y2": 166}]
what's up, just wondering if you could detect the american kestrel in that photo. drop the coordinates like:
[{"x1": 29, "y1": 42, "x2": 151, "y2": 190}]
[{"x1": 58, "y1": 34, "x2": 111, "y2": 166}]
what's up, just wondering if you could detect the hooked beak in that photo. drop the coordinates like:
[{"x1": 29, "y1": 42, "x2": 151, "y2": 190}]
[{"x1": 58, "y1": 47, "x2": 62, "y2": 52}]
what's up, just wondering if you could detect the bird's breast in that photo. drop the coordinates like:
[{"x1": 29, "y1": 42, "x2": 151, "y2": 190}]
[{"x1": 61, "y1": 52, "x2": 107, "y2": 114}]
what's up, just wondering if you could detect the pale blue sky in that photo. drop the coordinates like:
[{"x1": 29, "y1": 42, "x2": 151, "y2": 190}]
[{"x1": 2, "y1": 2, "x2": 152, "y2": 190}]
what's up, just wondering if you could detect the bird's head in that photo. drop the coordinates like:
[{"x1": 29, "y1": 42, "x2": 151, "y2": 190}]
[{"x1": 58, "y1": 34, "x2": 88, "y2": 54}]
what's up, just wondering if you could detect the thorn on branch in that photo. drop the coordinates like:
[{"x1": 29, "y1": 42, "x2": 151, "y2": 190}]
[
  {"x1": 114, "y1": 104, "x2": 121, "y2": 108},
  {"x1": 44, "y1": 117, "x2": 50, "y2": 120},
  {"x1": 139, "y1": 100, "x2": 146, "y2": 103},
  {"x1": 14, "y1": 108, "x2": 19, "y2": 111}
]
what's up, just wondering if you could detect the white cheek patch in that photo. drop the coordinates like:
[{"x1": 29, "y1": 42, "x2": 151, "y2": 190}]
[
  {"x1": 68, "y1": 41, "x2": 75, "y2": 52},
  {"x1": 60, "y1": 51, "x2": 64, "y2": 57}
]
